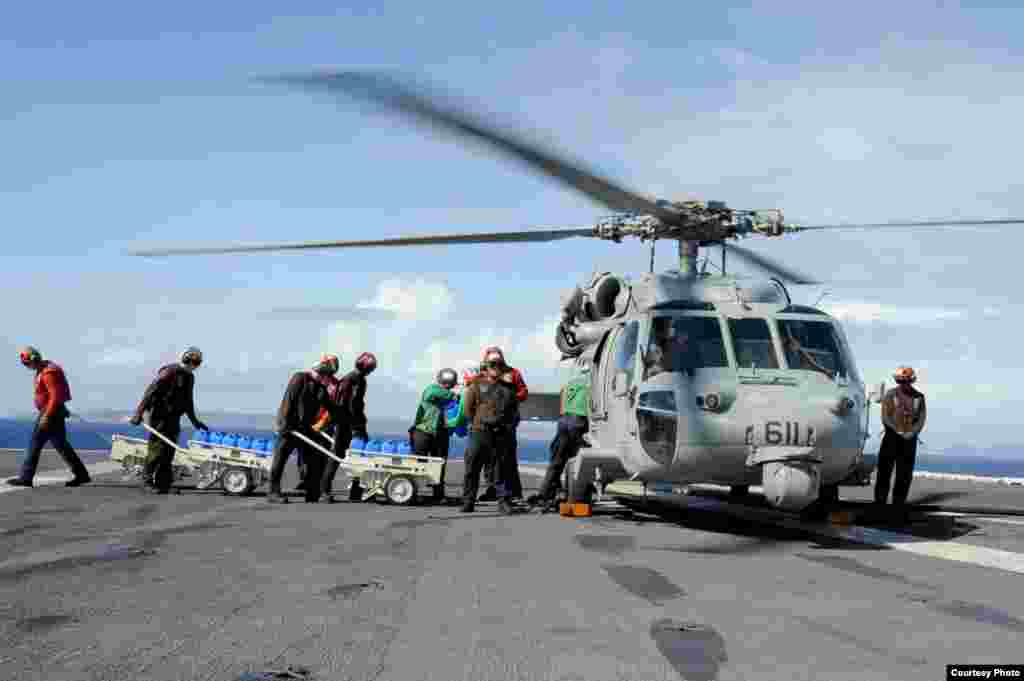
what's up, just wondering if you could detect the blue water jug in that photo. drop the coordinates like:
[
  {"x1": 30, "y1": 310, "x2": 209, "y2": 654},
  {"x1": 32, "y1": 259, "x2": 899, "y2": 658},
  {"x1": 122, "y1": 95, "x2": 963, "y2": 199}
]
[
  {"x1": 365, "y1": 439, "x2": 382, "y2": 453},
  {"x1": 381, "y1": 440, "x2": 397, "y2": 454},
  {"x1": 194, "y1": 429, "x2": 210, "y2": 444},
  {"x1": 397, "y1": 441, "x2": 412, "y2": 455},
  {"x1": 222, "y1": 433, "x2": 239, "y2": 448},
  {"x1": 209, "y1": 431, "x2": 224, "y2": 446},
  {"x1": 350, "y1": 437, "x2": 367, "y2": 453},
  {"x1": 237, "y1": 435, "x2": 252, "y2": 451}
]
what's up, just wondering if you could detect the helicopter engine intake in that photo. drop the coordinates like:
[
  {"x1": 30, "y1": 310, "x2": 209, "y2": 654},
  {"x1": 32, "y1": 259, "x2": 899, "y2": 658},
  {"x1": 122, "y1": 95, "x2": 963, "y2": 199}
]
[{"x1": 557, "y1": 273, "x2": 633, "y2": 357}]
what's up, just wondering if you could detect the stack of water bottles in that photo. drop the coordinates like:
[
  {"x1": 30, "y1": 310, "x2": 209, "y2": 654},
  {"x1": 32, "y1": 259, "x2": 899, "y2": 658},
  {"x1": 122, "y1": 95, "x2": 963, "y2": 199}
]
[
  {"x1": 191, "y1": 430, "x2": 275, "y2": 459},
  {"x1": 348, "y1": 436, "x2": 413, "y2": 456},
  {"x1": 445, "y1": 397, "x2": 468, "y2": 438}
]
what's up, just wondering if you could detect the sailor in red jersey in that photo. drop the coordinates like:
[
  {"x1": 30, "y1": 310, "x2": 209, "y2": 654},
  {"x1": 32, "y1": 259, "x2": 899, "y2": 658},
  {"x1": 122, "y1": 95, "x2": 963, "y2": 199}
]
[{"x1": 6, "y1": 346, "x2": 91, "y2": 488}]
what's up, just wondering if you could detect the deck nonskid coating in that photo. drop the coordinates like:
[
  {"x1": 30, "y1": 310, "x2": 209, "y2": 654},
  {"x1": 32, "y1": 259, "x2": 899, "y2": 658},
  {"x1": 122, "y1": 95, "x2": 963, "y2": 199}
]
[{"x1": 1, "y1": 457, "x2": 1023, "y2": 680}]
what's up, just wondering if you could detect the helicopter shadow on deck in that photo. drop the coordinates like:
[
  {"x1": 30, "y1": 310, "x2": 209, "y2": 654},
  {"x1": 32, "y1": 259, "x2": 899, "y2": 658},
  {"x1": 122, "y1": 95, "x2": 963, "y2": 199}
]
[{"x1": 604, "y1": 490, "x2": 982, "y2": 554}]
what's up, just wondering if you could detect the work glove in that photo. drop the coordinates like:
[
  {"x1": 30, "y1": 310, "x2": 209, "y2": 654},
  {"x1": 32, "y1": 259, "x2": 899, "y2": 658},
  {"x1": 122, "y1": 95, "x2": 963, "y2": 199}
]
[
  {"x1": 129, "y1": 415, "x2": 142, "y2": 426},
  {"x1": 354, "y1": 431, "x2": 369, "y2": 442}
]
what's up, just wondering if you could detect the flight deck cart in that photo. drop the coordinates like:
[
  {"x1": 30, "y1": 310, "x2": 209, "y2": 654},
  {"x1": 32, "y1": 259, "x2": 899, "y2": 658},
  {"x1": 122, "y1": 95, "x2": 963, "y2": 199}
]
[
  {"x1": 109, "y1": 425, "x2": 272, "y2": 495},
  {"x1": 295, "y1": 431, "x2": 446, "y2": 505}
]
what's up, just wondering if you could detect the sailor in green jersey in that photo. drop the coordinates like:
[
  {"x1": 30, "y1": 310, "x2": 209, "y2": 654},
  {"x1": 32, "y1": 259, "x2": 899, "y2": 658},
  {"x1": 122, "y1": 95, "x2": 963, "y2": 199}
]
[
  {"x1": 530, "y1": 365, "x2": 592, "y2": 512},
  {"x1": 410, "y1": 368, "x2": 459, "y2": 501}
]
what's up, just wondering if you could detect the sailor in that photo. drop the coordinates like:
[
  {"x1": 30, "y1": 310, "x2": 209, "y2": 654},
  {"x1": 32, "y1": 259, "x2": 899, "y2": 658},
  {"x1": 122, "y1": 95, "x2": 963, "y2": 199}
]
[
  {"x1": 461, "y1": 357, "x2": 520, "y2": 514},
  {"x1": 410, "y1": 368, "x2": 459, "y2": 501},
  {"x1": 129, "y1": 347, "x2": 209, "y2": 494},
  {"x1": 267, "y1": 355, "x2": 347, "y2": 504},
  {"x1": 6, "y1": 346, "x2": 91, "y2": 488},
  {"x1": 320, "y1": 352, "x2": 376, "y2": 502},
  {"x1": 874, "y1": 366, "x2": 927, "y2": 515},
  {"x1": 478, "y1": 346, "x2": 528, "y2": 502},
  {"x1": 298, "y1": 354, "x2": 342, "y2": 492},
  {"x1": 529, "y1": 365, "x2": 591, "y2": 512}
]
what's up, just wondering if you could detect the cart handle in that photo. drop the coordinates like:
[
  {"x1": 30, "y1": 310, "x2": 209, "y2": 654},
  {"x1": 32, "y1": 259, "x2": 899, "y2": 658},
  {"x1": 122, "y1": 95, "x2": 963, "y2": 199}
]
[
  {"x1": 141, "y1": 422, "x2": 193, "y2": 455},
  {"x1": 288, "y1": 431, "x2": 349, "y2": 467}
]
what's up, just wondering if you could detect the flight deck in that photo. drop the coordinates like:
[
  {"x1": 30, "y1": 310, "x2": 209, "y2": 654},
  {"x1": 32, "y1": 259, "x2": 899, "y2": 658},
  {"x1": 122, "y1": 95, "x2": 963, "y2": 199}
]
[{"x1": 2, "y1": 449, "x2": 1024, "y2": 681}]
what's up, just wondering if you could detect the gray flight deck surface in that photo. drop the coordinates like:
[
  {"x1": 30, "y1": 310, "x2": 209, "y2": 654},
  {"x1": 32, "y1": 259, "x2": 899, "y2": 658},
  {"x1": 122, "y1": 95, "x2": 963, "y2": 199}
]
[{"x1": 3, "y1": 448, "x2": 1024, "y2": 680}]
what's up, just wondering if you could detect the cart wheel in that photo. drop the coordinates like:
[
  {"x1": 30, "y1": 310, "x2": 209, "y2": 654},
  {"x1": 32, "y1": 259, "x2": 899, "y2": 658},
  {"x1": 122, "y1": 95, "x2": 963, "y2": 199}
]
[
  {"x1": 222, "y1": 467, "x2": 254, "y2": 496},
  {"x1": 385, "y1": 475, "x2": 417, "y2": 506}
]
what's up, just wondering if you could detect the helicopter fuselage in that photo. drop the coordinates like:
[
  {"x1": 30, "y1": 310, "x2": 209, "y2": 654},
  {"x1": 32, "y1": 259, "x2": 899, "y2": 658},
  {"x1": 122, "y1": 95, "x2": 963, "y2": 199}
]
[{"x1": 566, "y1": 272, "x2": 866, "y2": 510}]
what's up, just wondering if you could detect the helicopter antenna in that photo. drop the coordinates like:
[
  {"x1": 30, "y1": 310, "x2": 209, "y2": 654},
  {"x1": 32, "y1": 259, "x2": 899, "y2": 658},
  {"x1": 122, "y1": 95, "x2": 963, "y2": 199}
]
[
  {"x1": 721, "y1": 242, "x2": 727, "y2": 276},
  {"x1": 814, "y1": 289, "x2": 831, "y2": 307},
  {"x1": 649, "y1": 239, "x2": 656, "y2": 274}
]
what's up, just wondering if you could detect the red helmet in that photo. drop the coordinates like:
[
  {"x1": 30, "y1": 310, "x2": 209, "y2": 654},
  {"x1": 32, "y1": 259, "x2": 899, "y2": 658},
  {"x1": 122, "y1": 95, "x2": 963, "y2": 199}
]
[
  {"x1": 893, "y1": 366, "x2": 917, "y2": 384},
  {"x1": 19, "y1": 346, "x2": 41, "y2": 367},
  {"x1": 481, "y1": 346, "x2": 505, "y2": 365},
  {"x1": 313, "y1": 353, "x2": 340, "y2": 375},
  {"x1": 355, "y1": 352, "x2": 377, "y2": 372}
]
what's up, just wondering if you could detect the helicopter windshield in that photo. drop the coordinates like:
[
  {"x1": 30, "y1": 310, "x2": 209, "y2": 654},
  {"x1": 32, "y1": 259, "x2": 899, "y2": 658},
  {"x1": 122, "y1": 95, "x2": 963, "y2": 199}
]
[
  {"x1": 728, "y1": 318, "x2": 780, "y2": 370},
  {"x1": 643, "y1": 316, "x2": 728, "y2": 380},
  {"x1": 778, "y1": 318, "x2": 850, "y2": 380}
]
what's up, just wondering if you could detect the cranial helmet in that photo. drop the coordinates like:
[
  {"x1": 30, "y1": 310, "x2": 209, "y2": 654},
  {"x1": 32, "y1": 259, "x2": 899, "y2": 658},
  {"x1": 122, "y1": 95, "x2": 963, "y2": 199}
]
[
  {"x1": 481, "y1": 346, "x2": 505, "y2": 365},
  {"x1": 893, "y1": 366, "x2": 917, "y2": 383},
  {"x1": 19, "y1": 346, "x2": 42, "y2": 366},
  {"x1": 181, "y1": 346, "x2": 203, "y2": 367},
  {"x1": 355, "y1": 352, "x2": 377, "y2": 372},
  {"x1": 437, "y1": 368, "x2": 458, "y2": 388},
  {"x1": 314, "y1": 353, "x2": 340, "y2": 375}
]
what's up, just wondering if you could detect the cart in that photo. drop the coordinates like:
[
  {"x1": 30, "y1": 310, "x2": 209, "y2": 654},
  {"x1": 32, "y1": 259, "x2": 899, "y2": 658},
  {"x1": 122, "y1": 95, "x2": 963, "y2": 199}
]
[
  {"x1": 109, "y1": 428, "x2": 272, "y2": 495},
  {"x1": 342, "y1": 449, "x2": 446, "y2": 505},
  {"x1": 299, "y1": 431, "x2": 446, "y2": 505}
]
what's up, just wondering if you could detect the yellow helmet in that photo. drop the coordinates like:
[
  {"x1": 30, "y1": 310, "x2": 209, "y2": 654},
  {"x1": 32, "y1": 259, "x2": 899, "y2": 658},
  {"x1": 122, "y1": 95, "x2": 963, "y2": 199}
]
[{"x1": 893, "y1": 366, "x2": 917, "y2": 383}]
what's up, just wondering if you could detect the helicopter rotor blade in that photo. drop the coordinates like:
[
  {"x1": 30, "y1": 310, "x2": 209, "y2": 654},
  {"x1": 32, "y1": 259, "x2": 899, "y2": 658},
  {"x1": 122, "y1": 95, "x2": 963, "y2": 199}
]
[
  {"x1": 791, "y1": 217, "x2": 1024, "y2": 231},
  {"x1": 258, "y1": 70, "x2": 682, "y2": 224},
  {"x1": 128, "y1": 226, "x2": 596, "y2": 257},
  {"x1": 721, "y1": 242, "x2": 819, "y2": 285}
]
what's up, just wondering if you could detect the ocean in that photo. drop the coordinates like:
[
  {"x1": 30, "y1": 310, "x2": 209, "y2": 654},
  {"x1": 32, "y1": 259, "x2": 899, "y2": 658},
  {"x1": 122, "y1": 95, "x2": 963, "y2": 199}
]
[{"x1": 3, "y1": 418, "x2": 1024, "y2": 479}]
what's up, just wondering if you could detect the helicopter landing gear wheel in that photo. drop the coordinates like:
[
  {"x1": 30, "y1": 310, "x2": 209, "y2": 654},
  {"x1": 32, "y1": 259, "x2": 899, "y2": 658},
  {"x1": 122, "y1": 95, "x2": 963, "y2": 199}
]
[
  {"x1": 729, "y1": 485, "x2": 749, "y2": 499},
  {"x1": 565, "y1": 456, "x2": 594, "y2": 505},
  {"x1": 818, "y1": 483, "x2": 839, "y2": 504},
  {"x1": 222, "y1": 467, "x2": 254, "y2": 496}
]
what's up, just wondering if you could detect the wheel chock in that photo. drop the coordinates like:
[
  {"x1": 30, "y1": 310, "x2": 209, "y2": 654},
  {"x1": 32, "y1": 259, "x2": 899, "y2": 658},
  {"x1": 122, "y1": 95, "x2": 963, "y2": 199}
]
[
  {"x1": 559, "y1": 502, "x2": 592, "y2": 518},
  {"x1": 829, "y1": 510, "x2": 856, "y2": 525}
]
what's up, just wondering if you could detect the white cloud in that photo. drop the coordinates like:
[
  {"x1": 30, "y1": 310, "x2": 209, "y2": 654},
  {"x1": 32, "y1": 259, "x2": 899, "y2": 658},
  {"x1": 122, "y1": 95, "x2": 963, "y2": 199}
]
[
  {"x1": 355, "y1": 278, "x2": 455, "y2": 321},
  {"x1": 322, "y1": 279, "x2": 568, "y2": 397},
  {"x1": 90, "y1": 346, "x2": 147, "y2": 368}
]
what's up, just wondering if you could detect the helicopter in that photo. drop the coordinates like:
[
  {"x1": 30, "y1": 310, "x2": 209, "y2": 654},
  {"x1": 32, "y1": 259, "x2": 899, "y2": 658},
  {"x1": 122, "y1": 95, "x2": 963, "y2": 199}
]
[{"x1": 130, "y1": 71, "x2": 1024, "y2": 515}]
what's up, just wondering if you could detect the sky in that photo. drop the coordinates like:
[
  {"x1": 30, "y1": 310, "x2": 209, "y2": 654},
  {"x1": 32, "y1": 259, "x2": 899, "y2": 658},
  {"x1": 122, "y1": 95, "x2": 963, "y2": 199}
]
[{"x1": 2, "y1": 1, "x2": 1023, "y2": 452}]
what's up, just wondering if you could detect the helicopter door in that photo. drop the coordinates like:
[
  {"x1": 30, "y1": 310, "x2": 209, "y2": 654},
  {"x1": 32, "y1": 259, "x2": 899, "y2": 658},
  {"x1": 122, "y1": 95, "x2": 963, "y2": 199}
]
[{"x1": 607, "y1": 321, "x2": 641, "y2": 449}]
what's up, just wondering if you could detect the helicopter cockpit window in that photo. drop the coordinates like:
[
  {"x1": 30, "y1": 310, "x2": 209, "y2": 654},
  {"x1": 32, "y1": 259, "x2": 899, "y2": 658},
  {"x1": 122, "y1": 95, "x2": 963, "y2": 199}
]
[
  {"x1": 637, "y1": 391, "x2": 677, "y2": 464},
  {"x1": 728, "y1": 318, "x2": 780, "y2": 369},
  {"x1": 612, "y1": 321, "x2": 640, "y2": 389},
  {"x1": 778, "y1": 319, "x2": 849, "y2": 380},
  {"x1": 643, "y1": 316, "x2": 728, "y2": 380}
]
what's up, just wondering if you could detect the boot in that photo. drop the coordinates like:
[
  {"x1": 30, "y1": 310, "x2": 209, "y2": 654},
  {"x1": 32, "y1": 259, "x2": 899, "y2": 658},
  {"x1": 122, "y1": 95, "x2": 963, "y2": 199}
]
[
  {"x1": 5, "y1": 477, "x2": 32, "y2": 487},
  {"x1": 478, "y1": 487, "x2": 498, "y2": 502},
  {"x1": 66, "y1": 474, "x2": 91, "y2": 487},
  {"x1": 267, "y1": 489, "x2": 289, "y2": 504},
  {"x1": 460, "y1": 501, "x2": 475, "y2": 513}
]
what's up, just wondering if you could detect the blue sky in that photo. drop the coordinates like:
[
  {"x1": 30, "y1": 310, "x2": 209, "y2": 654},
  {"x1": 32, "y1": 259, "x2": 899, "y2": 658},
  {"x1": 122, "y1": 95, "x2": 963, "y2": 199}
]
[{"x1": 3, "y1": 1, "x2": 1023, "y2": 452}]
